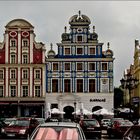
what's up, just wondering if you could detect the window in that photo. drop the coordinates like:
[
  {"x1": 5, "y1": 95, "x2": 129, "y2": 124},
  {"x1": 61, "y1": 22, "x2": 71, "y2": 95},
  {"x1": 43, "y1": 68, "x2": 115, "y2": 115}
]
[
  {"x1": 10, "y1": 40, "x2": 16, "y2": 47},
  {"x1": 22, "y1": 40, "x2": 28, "y2": 47},
  {"x1": 23, "y1": 69, "x2": 28, "y2": 79},
  {"x1": 65, "y1": 63, "x2": 70, "y2": 71},
  {"x1": 77, "y1": 35, "x2": 82, "y2": 42},
  {"x1": 77, "y1": 48, "x2": 83, "y2": 55},
  {"x1": 53, "y1": 63, "x2": 58, "y2": 71},
  {"x1": 22, "y1": 86, "x2": 28, "y2": 97},
  {"x1": 64, "y1": 48, "x2": 70, "y2": 55},
  {"x1": 64, "y1": 79, "x2": 70, "y2": 92},
  {"x1": 11, "y1": 54, "x2": 16, "y2": 64},
  {"x1": 35, "y1": 86, "x2": 41, "y2": 97},
  {"x1": 89, "y1": 79, "x2": 95, "y2": 92},
  {"x1": 10, "y1": 86, "x2": 16, "y2": 97},
  {"x1": 35, "y1": 70, "x2": 41, "y2": 79},
  {"x1": 77, "y1": 63, "x2": 83, "y2": 71},
  {"x1": 89, "y1": 48, "x2": 95, "y2": 55},
  {"x1": 0, "y1": 86, "x2": 3, "y2": 97},
  {"x1": 89, "y1": 63, "x2": 95, "y2": 71},
  {"x1": 0, "y1": 70, "x2": 3, "y2": 79},
  {"x1": 52, "y1": 79, "x2": 58, "y2": 92},
  {"x1": 77, "y1": 79, "x2": 83, "y2": 92},
  {"x1": 10, "y1": 69, "x2": 16, "y2": 79},
  {"x1": 22, "y1": 54, "x2": 28, "y2": 64},
  {"x1": 102, "y1": 63, "x2": 108, "y2": 71}
]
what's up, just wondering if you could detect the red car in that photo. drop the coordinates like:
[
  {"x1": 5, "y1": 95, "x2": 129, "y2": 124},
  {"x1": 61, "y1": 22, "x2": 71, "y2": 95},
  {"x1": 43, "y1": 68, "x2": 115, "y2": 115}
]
[
  {"x1": 1, "y1": 117, "x2": 39, "y2": 139},
  {"x1": 107, "y1": 119, "x2": 133, "y2": 138}
]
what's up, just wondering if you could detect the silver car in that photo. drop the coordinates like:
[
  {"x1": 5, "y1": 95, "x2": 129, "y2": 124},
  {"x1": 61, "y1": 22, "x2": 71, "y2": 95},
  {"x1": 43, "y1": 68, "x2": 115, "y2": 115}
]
[{"x1": 30, "y1": 122, "x2": 86, "y2": 140}]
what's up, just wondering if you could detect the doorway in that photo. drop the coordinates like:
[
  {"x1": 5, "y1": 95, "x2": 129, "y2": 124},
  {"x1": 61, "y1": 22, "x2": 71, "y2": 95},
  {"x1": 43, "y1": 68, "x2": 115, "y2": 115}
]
[{"x1": 63, "y1": 106, "x2": 74, "y2": 119}]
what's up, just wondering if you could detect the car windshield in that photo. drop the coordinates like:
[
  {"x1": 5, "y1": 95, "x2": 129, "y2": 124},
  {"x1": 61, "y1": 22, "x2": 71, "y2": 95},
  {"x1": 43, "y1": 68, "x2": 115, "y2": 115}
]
[
  {"x1": 119, "y1": 120, "x2": 133, "y2": 126},
  {"x1": 32, "y1": 126, "x2": 81, "y2": 140},
  {"x1": 9, "y1": 120, "x2": 29, "y2": 126},
  {"x1": 83, "y1": 120, "x2": 98, "y2": 126}
]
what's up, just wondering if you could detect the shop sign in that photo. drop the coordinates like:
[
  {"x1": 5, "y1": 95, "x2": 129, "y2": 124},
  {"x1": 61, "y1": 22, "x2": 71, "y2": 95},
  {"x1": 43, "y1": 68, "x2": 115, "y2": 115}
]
[{"x1": 89, "y1": 98, "x2": 106, "y2": 102}]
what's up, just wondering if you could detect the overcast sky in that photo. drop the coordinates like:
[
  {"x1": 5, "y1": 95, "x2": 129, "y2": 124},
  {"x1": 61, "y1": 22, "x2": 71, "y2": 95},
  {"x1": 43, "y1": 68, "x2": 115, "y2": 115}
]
[{"x1": 0, "y1": 1, "x2": 140, "y2": 87}]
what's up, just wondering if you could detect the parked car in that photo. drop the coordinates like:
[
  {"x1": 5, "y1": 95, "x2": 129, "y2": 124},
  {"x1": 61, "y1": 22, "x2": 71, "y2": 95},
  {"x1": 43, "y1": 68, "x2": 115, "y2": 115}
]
[
  {"x1": 101, "y1": 119, "x2": 111, "y2": 129},
  {"x1": 4, "y1": 118, "x2": 17, "y2": 125},
  {"x1": 30, "y1": 122, "x2": 86, "y2": 140},
  {"x1": 123, "y1": 125, "x2": 140, "y2": 140},
  {"x1": 0, "y1": 120, "x2": 7, "y2": 136},
  {"x1": 1, "y1": 117, "x2": 39, "y2": 139},
  {"x1": 35, "y1": 118, "x2": 45, "y2": 124},
  {"x1": 107, "y1": 119, "x2": 133, "y2": 138},
  {"x1": 79, "y1": 119, "x2": 101, "y2": 139}
]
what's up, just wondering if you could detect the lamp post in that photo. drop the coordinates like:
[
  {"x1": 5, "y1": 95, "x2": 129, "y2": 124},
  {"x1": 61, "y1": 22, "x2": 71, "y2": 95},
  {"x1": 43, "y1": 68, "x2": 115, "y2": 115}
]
[
  {"x1": 120, "y1": 72, "x2": 138, "y2": 120},
  {"x1": 74, "y1": 101, "x2": 77, "y2": 119}
]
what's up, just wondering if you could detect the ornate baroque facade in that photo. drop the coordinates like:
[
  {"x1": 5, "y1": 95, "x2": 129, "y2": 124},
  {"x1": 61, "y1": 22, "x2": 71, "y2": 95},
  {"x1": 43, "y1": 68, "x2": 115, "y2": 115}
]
[
  {"x1": 0, "y1": 19, "x2": 46, "y2": 117},
  {"x1": 46, "y1": 11, "x2": 114, "y2": 119}
]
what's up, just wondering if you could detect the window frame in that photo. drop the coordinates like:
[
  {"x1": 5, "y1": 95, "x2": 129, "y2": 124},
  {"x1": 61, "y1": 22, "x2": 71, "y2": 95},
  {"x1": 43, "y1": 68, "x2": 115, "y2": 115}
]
[
  {"x1": 35, "y1": 69, "x2": 41, "y2": 79},
  {"x1": 101, "y1": 62, "x2": 108, "y2": 71},
  {"x1": 76, "y1": 62, "x2": 83, "y2": 71},
  {"x1": 22, "y1": 86, "x2": 28, "y2": 97},
  {"x1": 10, "y1": 53, "x2": 16, "y2": 64},
  {"x1": 10, "y1": 85, "x2": 16, "y2": 97},
  {"x1": 64, "y1": 47, "x2": 71, "y2": 55},
  {"x1": 10, "y1": 39, "x2": 17, "y2": 47},
  {"x1": 22, "y1": 69, "x2": 28, "y2": 79},
  {"x1": 35, "y1": 85, "x2": 41, "y2": 97},
  {"x1": 52, "y1": 62, "x2": 59, "y2": 71},
  {"x1": 0, "y1": 69, "x2": 4, "y2": 79},
  {"x1": 10, "y1": 69, "x2": 16, "y2": 79},
  {"x1": 0, "y1": 86, "x2": 3, "y2": 97}
]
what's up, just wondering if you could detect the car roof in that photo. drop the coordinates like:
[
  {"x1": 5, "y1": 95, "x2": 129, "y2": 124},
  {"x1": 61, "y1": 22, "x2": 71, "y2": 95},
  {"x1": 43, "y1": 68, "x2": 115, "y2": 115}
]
[{"x1": 39, "y1": 122, "x2": 80, "y2": 128}]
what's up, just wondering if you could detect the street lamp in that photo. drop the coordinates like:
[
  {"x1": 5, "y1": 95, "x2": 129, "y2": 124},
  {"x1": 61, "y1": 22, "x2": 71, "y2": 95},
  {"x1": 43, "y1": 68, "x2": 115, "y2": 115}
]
[
  {"x1": 74, "y1": 101, "x2": 77, "y2": 119},
  {"x1": 120, "y1": 72, "x2": 138, "y2": 120}
]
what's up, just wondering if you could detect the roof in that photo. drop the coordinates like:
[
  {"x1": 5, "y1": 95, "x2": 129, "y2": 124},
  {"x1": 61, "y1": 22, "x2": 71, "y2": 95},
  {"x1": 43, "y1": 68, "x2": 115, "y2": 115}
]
[{"x1": 5, "y1": 19, "x2": 34, "y2": 28}]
